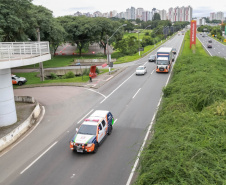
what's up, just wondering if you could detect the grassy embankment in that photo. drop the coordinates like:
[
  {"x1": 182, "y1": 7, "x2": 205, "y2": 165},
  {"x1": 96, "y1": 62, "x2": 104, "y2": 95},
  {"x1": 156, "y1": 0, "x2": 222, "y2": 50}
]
[{"x1": 134, "y1": 31, "x2": 226, "y2": 184}]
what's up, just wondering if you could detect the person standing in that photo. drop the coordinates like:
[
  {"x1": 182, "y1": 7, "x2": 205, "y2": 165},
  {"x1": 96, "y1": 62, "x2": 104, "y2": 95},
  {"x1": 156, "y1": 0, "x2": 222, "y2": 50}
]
[{"x1": 89, "y1": 73, "x2": 92, "y2": 82}]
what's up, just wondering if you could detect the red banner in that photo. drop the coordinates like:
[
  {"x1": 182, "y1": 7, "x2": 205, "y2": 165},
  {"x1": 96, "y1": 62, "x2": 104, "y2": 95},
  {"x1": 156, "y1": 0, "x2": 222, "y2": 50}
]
[{"x1": 190, "y1": 20, "x2": 196, "y2": 48}]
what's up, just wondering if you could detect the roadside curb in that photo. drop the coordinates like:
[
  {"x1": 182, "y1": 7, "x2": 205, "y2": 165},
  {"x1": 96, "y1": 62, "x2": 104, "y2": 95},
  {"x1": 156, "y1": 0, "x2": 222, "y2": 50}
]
[{"x1": 0, "y1": 96, "x2": 43, "y2": 152}]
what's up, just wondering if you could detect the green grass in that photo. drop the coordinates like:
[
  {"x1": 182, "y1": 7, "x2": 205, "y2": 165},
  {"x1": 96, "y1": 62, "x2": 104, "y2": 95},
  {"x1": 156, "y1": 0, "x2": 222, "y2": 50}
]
[
  {"x1": 12, "y1": 67, "x2": 111, "y2": 88},
  {"x1": 12, "y1": 72, "x2": 89, "y2": 88},
  {"x1": 209, "y1": 35, "x2": 226, "y2": 45},
  {"x1": 20, "y1": 55, "x2": 107, "y2": 69},
  {"x1": 135, "y1": 31, "x2": 226, "y2": 184},
  {"x1": 123, "y1": 30, "x2": 151, "y2": 39}
]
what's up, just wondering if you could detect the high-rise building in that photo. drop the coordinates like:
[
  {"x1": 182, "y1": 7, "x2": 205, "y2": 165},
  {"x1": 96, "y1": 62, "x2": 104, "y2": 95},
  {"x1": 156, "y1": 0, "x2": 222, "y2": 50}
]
[
  {"x1": 216, "y1": 12, "x2": 224, "y2": 21},
  {"x1": 173, "y1": 7, "x2": 180, "y2": 22},
  {"x1": 179, "y1": 6, "x2": 185, "y2": 21},
  {"x1": 159, "y1": 10, "x2": 167, "y2": 20},
  {"x1": 210, "y1": 12, "x2": 216, "y2": 21},
  {"x1": 184, "y1": 6, "x2": 192, "y2": 22},
  {"x1": 126, "y1": 8, "x2": 131, "y2": 20},
  {"x1": 131, "y1": 7, "x2": 136, "y2": 20},
  {"x1": 136, "y1": 8, "x2": 144, "y2": 20},
  {"x1": 142, "y1": 11, "x2": 151, "y2": 22},
  {"x1": 93, "y1": 11, "x2": 102, "y2": 17},
  {"x1": 168, "y1": 7, "x2": 174, "y2": 22}
]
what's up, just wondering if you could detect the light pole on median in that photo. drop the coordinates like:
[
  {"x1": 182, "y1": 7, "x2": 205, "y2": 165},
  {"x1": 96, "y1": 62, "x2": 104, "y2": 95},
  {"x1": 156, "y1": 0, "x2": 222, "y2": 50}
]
[
  {"x1": 137, "y1": 25, "x2": 151, "y2": 56},
  {"x1": 107, "y1": 24, "x2": 127, "y2": 74}
]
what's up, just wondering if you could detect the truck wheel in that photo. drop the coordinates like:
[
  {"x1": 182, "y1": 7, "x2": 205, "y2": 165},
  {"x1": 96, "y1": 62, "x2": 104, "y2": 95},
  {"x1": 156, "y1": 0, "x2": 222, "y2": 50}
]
[
  {"x1": 108, "y1": 125, "x2": 113, "y2": 135},
  {"x1": 18, "y1": 81, "x2": 22, "y2": 86},
  {"x1": 93, "y1": 143, "x2": 99, "y2": 153}
]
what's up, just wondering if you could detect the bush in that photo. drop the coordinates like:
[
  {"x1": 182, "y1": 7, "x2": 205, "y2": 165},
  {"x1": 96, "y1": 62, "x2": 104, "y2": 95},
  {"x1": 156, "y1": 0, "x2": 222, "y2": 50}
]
[
  {"x1": 63, "y1": 71, "x2": 74, "y2": 79},
  {"x1": 95, "y1": 67, "x2": 100, "y2": 74},
  {"x1": 83, "y1": 68, "x2": 90, "y2": 76},
  {"x1": 49, "y1": 73, "x2": 58, "y2": 79}
]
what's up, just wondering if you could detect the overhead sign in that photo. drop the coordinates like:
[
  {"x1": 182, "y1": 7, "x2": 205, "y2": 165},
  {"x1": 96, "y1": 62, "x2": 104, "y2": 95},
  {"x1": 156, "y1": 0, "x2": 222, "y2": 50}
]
[{"x1": 190, "y1": 20, "x2": 196, "y2": 48}]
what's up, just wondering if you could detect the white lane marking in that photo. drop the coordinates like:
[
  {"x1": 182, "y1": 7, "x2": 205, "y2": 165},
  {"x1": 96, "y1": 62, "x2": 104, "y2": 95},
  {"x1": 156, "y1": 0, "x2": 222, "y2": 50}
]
[
  {"x1": 151, "y1": 69, "x2": 154, "y2": 74},
  {"x1": 144, "y1": 61, "x2": 148, "y2": 66},
  {"x1": 85, "y1": 88, "x2": 106, "y2": 98},
  {"x1": 77, "y1": 109, "x2": 94, "y2": 124},
  {"x1": 0, "y1": 106, "x2": 45, "y2": 158},
  {"x1": 126, "y1": 34, "x2": 185, "y2": 185},
  {"x1": 20, "y1": 141, "x2": 58, "y2": 174},
  {"x1": 114, "y1": 119, "x2": 118, "y2": 125},
  {"x1": 100, "y1": 72, "x2": 135, "y2": 104},
  {"x1": 71, "y1": 174, "x2": 75, "y2": 178},
  {"x1": 132, "y1": 88, "x2": 141, "y2": 99}
]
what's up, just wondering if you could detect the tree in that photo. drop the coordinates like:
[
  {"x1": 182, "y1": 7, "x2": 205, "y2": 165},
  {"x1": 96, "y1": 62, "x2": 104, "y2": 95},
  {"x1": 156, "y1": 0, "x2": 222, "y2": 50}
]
[
  {"x1": 93, "y1": 17, "x2": 123, "y2": 55},
  {"x1": 114, "y1": 36, "x2": 138, "y2": 55},
  {"x1": 153, "y1": 13, "x2": 161, "y2": 21},
  {"x1": 0, "y1": 0, "x2": 33, "y2": 41},
  {"x1": 58, "y1": 16, "x2": 98, "y2": 56}
]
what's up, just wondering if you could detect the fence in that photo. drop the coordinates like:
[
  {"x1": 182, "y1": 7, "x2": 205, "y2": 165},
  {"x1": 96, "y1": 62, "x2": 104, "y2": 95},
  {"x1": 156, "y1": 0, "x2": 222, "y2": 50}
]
[{"x1": 0, "y1": 42, "x2": 50, "y2": 61}]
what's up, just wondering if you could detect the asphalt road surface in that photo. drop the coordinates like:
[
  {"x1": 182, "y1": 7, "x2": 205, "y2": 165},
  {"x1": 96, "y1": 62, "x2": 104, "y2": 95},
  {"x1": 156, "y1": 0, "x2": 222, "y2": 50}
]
[
  {"x1": 197, "y1": 33, "x2": 226, "y2": 59},
  {"x1": 0, "y1": 34, "x2": 184, "y2": 185}
]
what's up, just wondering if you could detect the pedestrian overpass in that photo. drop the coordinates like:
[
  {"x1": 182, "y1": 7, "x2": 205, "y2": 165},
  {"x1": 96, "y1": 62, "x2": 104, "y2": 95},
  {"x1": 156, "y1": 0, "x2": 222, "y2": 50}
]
[{"x1": 0, "y1": 42, "x2": 51, "y2": 127}]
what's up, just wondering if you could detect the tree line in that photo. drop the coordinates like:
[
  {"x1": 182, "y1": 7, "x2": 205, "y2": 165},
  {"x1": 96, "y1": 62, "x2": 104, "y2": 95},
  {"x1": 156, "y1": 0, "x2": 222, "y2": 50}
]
[{"x1": 0, "y1": 0, "x2": 189, "y2": 56}]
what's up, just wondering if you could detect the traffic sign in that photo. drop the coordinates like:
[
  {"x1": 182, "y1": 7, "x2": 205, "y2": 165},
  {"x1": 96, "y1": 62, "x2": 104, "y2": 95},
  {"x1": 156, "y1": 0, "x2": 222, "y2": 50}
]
[
  {"x1": 139, "y1": 47, "x2": 144, "y2": 51},
  {"x1": 212, "y1": 35, "x2": 214, "y2": 37},
  {"x1": 224, "y1": 39, "x2": 226, "y2": 42}
]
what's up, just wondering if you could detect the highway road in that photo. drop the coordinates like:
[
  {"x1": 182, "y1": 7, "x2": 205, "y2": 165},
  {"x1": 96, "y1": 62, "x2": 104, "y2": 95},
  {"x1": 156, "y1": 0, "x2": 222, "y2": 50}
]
[
  {"x1": 0, "y1": 34, "x2": 184, "y2": 185},
  {"x1": 197, "y1": 33, "x2": 226, "y2": 59}
]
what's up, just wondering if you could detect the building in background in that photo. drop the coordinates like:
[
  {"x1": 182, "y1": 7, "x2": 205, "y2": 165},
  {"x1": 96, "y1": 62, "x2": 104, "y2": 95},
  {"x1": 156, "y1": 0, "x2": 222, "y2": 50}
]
[
  {"x1": 131, "y1": 7, "x2": 136, "y2": 20},
  {"x1": 72, "y1": 5, "x2": 193, "y2": 22},
  {"x1": 159, "y1": 9, "x2": 167, "y2": 20},
  {"x1": 184, "y1": 6, "x2": 192, "y2": 22},
  {"x1": 142, "y1": 11, "x2": 151, "y2": 22},
  {"x1": 168, "y1": 8, "x2": 174, "y2": 22},
  {"x1": 136, "y1": 8, "x2": 144, "y2": 20},
  {"x1": 194, "y1": 18, "x2": 206, "y2": 26},
  {"x1": 179, "y1": 6, "x2": 185, "y2": 21},
  {"x1": 210, "y1": 12, "x2": 216, "y2": 21},
  {"x1": 216, "y1": 12, "x2": 224, "y2": 21}
]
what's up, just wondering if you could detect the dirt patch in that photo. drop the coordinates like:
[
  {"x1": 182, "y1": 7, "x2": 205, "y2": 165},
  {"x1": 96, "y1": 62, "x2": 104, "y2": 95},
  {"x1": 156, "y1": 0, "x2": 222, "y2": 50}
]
[{"x1": 0, "y1": 102, "x2": 35, "y2": 138}]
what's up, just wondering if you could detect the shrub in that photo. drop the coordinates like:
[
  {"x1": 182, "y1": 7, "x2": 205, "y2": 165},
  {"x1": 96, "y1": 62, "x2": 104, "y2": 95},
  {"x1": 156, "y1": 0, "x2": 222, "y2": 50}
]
[
  {"x1": 63, "y1": 71, "x2": 74, "y2": 79},
  {"x1": 49, "y1": 73, "x2": 58, "y2": 79}
]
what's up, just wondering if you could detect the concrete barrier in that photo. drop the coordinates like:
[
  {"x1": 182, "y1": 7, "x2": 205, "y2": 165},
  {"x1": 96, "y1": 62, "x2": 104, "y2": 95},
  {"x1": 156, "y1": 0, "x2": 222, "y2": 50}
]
[
  {"x1": 14, "y1": 96, "x2": 35, "y2": 103},
  {"x1": 0, "y1": 96, "x2": 42, "y2": 152}
]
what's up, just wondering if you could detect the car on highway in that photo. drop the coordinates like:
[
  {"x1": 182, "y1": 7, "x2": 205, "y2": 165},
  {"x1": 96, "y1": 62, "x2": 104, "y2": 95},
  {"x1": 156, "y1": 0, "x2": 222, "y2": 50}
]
[
  {"x1": 207, "y1": 44, "x2": 212, "y2": 48},
  {"x1": 148, "y1": 55, "x2": 156, "y2": 62},
  {"x1": 208, "y1": 40, "x2": 212, "y2": 43},
  {"x1": 136, "y1": 66, "x2": 147, "y2": 75},
  {"x1": 172, "y1": 48, "x2": 177, "y2": 54},
  {"x1": 12, "y1": 74, "x2": 27, "y2": 86},
  {"x1": 70, "y1": 110, "x2": 114, "y2": 153}
]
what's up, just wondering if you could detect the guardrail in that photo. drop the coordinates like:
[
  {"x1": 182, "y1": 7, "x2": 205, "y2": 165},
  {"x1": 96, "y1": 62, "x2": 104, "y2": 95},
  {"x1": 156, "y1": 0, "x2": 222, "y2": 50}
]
[{"x1": 0, "y1": 42, "x2": 50, "y2": 61}]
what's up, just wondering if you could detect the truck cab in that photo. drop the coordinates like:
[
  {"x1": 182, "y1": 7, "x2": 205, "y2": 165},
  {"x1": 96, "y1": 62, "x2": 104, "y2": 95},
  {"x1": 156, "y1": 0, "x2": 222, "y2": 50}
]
[
  {"x1": 156, "y1": 57, "x2": 171, "y2": 73},
  {"x1": 156, "y1": 47, "x2": 173, "y2": 73}
]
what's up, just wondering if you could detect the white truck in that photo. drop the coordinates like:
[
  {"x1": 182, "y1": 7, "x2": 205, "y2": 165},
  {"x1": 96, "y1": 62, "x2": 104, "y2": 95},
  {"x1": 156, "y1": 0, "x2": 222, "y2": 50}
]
[
  {"x1": 156, "y1": 47, "x2": 173, "y2": 73},
  {"x1": 12, "y1": 74, "x2": 27, "y2": 86}
]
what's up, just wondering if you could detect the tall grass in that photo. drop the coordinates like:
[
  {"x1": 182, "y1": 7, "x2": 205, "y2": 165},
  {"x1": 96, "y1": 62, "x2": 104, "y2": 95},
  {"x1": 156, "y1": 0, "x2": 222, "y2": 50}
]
[{"x1": 135, "y1": 32, "x2": 226, "y2": 184}]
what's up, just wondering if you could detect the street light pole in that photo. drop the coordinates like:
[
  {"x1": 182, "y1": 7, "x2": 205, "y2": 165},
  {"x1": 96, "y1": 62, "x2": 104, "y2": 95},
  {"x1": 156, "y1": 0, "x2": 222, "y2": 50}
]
[
  {"x1": 107, "y1": 24, "x2": 127, "y2": 74},
  {"x1": 37, "y1": 27, "x2": 44, "y2": 82},
  {"x1": 138, "y1": 25, "x2": 151, "y2": 56}
]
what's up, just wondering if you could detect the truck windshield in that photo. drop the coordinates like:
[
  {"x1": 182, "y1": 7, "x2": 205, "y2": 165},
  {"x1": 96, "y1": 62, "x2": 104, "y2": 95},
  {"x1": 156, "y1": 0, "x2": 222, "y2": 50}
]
[
  {"x1": 157, "y1": 60, "x2": 169, "y2": 65},
  {"x1": 78, "y1": 125, "x2": 96, "y2": 135}
]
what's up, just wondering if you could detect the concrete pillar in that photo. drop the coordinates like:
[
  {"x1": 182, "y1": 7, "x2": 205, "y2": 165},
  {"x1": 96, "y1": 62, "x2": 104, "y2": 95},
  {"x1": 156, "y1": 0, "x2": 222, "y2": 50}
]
[{"x1": 0, "y1": 68, "x2": 17, "y2": 126}]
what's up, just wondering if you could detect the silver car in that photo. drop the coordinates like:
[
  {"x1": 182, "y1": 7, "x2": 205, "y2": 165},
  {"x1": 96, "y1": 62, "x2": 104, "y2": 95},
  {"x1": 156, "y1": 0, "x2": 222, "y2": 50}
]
[{"x1": 136, "y1": 66, "x2": 147, "y2": 75}]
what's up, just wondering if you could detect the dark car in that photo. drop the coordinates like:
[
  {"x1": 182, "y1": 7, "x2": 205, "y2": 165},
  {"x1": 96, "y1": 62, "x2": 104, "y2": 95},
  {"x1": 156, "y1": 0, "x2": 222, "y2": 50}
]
[
  {"x1": 148, "y1": 55, "x2": 156, "y2": 62},
  {"x1": 172, "y1": 48, "x2": 177, "y2": 54},
  {"x1": 208, "y1": 40, "x2": 212, "y2": 43},
  {"x1": 207, "y1": 44, "x2": 212, "y2": 48}
]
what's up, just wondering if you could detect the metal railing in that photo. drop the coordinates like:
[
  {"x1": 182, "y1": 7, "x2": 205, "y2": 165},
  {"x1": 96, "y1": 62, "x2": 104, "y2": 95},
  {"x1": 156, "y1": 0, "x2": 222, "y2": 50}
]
[{"x1": 0, "y1": 42, "x2": 50, "y2": 61}]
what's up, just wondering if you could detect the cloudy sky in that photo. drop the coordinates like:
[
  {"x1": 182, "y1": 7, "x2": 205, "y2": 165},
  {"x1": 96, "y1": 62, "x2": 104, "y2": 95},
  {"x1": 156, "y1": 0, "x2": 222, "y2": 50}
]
[{"x1": 32, "y1": 0, "x2": 226, "y2": 18}]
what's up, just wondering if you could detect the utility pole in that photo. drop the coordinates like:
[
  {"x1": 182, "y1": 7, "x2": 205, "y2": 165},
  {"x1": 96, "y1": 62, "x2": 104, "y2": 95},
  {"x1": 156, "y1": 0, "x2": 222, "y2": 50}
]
[
  {"x1": 138, "y1": 32, "x2": 140, "y2": 56},
  {"x1": 37, "y1": 27, "x2": 44, "y2": 81}
]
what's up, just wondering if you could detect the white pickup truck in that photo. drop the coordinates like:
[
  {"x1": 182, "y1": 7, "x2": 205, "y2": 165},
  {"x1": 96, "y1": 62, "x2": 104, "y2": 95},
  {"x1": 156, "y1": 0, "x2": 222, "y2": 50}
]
[{"x1": 12, "y1": 74, "x2": 27, "y2": 86}]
